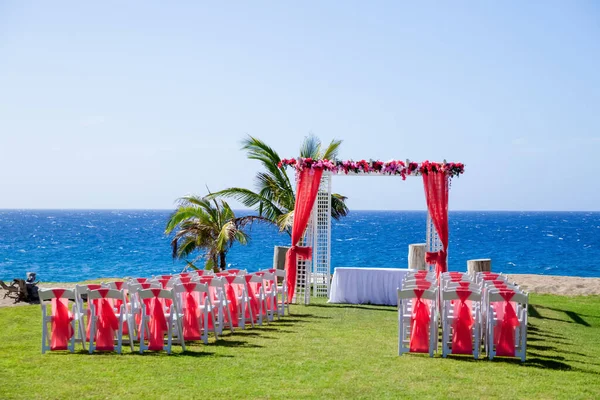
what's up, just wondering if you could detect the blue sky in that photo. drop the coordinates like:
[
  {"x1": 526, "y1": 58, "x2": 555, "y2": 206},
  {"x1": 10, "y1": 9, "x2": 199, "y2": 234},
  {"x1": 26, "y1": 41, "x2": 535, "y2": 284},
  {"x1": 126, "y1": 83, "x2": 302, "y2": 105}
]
[{"x1": 1, "y1": 1, "x2": 599, "y2": 211}]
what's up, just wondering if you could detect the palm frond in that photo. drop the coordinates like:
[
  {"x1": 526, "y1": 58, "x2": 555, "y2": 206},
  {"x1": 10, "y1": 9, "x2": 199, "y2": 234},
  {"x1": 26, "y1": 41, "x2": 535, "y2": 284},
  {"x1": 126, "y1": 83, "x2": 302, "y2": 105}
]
[
  {"x1": 321, "y1": 138, "x2": 343, "y2": 160},
  {"x1": 300, "y1": 134, "x2": 321, "y2": 159},
  {"x1": 331, "y1": 192, "x2": 349, "y2": 220}
]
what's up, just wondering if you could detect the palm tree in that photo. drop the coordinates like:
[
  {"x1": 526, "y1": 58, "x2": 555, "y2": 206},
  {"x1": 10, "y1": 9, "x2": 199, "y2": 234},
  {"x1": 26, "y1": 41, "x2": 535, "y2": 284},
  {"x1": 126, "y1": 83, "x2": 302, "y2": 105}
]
[
  {"x1": 211, "y1": 134, "x2": 349, "y2": 234},
  {"x1": 164, "y1": 195, "x2": 265, "y2": 271}
]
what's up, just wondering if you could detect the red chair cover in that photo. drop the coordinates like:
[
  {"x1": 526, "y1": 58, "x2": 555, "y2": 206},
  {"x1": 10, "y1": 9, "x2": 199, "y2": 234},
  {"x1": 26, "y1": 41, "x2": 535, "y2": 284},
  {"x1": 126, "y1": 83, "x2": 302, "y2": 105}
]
[
  {"x1": 182, "y1": 283, "x2": 202, "y2": 340},
  {"x1": 50, "y1": 289, "x2": 74, "y2": 350},
  {"x1": 409, "y1": 289, "x2": 430, "y2": 353},
  {"x1": 496, "y1": 291, "x2": 520, "y2": 357},
  {"x1": 135, "y1": 278, "x2": 147, "y2": 283},
  {"x1": 148, "y1": 289, "x2": 168, "y2": 351},
  {"x1": 244, "y1": 275, "x2": 259, "y2": 318},
  {"x1": 157, "y1": 279, "x2": 173, "y2": 309},
  {"x1": 457, "y1": 281, "x2": 471, "y2": 288},
  {"x1": 135, "y1": 282, "x2": 154, "y2": 332},
  {"x1": 94, "y1": 289, "x2": 120, "y2": 351},
  {"x1": 451, "y1": 290, "x2": 473, "y2": 354},
  {"x1": 111, "y1": 281, "x2": 128, "y2": 335},
  {"x1": 84, "y1": 284, "x2": 102, "y2": 341},
  {"x1": 224, "y1": 276, "x2": 239, "y2": 327},
  {"x1": 180, "y1": 273, "x2": 190, "y2": 278},
  {"x1": 482, "y1": 273, "x2": 500, "y2": 281},
  {"x1": 180, "y1": 276, "x2": 192, "y2": 284}
]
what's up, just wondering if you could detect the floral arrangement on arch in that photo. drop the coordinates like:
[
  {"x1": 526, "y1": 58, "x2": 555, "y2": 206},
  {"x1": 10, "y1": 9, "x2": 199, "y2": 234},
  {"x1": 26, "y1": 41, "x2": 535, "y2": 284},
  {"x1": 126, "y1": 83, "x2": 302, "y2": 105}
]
[{"x1": 278, "y1": 158, "x2": 465, "y2": 179}]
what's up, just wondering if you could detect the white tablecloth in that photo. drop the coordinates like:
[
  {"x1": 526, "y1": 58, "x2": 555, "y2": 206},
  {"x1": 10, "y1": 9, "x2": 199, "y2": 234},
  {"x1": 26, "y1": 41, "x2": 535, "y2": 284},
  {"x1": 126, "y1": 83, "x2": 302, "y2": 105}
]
[{"x1": 328, "y1": 267, "x2": 410, "y2": 306}]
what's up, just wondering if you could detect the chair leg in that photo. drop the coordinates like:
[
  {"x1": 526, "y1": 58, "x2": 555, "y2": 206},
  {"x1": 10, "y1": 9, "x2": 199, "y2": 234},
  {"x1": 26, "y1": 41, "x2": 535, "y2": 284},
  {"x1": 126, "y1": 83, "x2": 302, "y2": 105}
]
[
  {"x1": 210, "y1": 310, "x2": 219, "y2": 340},
  {"x1": 139, "y1": 315, "x2": 145, "y2": 354},
  {"x1": 88, "y1": 317, "x2": 96, "y2": 354},
  {"x1": 202, "y1": 311, "x2": 209, "y2": 344},
  {"x1": 224, "y1": 302, "x2": 234, "y2": 334}
]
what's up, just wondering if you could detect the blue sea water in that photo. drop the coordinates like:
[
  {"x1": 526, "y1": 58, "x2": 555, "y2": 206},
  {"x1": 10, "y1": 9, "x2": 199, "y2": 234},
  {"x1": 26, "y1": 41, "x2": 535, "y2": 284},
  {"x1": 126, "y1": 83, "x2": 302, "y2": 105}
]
[{"x1": 1, "y1": 210, "x2": 599, "y2": 281}]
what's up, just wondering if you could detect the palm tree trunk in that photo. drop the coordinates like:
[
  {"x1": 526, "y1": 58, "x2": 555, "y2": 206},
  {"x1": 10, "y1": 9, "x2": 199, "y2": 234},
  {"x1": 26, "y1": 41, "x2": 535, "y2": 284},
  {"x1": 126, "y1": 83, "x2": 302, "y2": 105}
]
[{"x1": 219, "y1": 252, "x2": 227, "y2": 271}]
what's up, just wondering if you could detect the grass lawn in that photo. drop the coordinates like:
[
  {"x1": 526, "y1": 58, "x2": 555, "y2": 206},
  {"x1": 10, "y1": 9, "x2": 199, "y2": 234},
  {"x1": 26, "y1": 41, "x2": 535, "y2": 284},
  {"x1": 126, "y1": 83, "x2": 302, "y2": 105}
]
[{"x1": 1, "y1": 294, "x2": 599, "y2": 399}]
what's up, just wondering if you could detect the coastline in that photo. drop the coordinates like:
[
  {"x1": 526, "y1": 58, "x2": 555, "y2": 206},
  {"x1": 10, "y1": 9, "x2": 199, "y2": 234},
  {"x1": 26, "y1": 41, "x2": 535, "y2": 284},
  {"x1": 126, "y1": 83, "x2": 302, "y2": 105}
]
[{"x1": 2, "y1": 273, "x2": 599, "y2": 309}]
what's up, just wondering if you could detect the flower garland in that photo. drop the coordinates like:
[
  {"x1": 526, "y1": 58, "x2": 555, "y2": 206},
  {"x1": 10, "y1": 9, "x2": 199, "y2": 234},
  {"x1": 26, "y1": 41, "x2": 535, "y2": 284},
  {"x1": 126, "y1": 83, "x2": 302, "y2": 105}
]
[{"x1": 277, "y1": 158, "x2": 465, "y2": 179}]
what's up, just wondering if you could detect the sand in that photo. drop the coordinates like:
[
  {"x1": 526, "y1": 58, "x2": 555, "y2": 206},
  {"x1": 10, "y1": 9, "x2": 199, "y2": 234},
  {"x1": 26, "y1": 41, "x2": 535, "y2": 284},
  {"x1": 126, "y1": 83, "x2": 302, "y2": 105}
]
[{"x1": 1, "y1": 274, "x2": 600, "y2": 308}]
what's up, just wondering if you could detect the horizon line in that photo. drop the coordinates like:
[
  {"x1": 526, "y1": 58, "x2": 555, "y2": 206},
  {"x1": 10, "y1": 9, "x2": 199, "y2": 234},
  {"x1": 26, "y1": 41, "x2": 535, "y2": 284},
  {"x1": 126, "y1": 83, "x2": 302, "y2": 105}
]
[{"x1": 1, "y1": 208, "x2": 599, "y2": 213}]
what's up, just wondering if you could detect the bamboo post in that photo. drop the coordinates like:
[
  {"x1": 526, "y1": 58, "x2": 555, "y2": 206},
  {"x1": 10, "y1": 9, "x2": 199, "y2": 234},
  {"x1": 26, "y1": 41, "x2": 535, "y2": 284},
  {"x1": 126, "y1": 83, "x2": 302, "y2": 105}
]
[
  {"x1": 408, "y1": 243, "x2": 428, "y2": 270},
  {"x1": 467, "y1": 259, "x2": 492, "y2": 275}
]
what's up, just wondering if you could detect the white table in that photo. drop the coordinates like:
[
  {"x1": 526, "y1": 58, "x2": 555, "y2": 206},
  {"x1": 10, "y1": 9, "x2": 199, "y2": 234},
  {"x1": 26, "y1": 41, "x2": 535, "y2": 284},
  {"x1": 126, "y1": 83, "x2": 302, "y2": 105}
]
[{"x1": 328, "y1": 267, "x2": 410, "y2": 306}]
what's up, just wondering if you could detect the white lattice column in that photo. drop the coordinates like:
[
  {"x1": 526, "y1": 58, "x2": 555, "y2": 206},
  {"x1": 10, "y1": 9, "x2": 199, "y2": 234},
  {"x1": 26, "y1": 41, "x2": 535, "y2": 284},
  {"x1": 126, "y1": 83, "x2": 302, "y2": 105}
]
[
  {"x1": 312, "y1": 173, "x2": 332, "y2": 298},
  {"x1": 425, "y1": 212, "x2": 443, "y2": 272}
]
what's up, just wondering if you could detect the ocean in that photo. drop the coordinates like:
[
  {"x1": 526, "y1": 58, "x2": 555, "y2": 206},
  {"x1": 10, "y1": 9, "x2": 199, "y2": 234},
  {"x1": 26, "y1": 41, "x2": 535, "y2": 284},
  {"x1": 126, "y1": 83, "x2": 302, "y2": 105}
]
[{"x1": 1, "y1": 210, "x2": 599, "y2": 282}]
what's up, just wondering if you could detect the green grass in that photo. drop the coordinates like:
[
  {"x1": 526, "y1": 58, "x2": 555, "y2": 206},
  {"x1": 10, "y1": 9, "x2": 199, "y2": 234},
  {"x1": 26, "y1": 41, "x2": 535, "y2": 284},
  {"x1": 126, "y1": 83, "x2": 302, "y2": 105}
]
[{"x1": 1, "y1": 294, "x2": 599, "y2": 399}]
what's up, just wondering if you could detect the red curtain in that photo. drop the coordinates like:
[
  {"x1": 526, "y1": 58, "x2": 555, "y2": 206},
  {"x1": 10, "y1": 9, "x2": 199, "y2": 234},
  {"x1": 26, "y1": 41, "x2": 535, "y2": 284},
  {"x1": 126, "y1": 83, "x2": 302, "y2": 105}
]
[
  {"x1": 423, "y1": 172, "x2": 449, "y2": 277},
  {"x1": 285, "y1": 167, "x2": 324, "y2": 302}
]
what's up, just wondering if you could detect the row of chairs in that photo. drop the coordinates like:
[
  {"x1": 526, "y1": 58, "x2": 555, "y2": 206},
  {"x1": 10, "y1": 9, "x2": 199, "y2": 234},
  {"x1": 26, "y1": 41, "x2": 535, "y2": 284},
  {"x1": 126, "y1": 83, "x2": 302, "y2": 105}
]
[
  {"x1": 40, "y1": 268, "x2": 288, "y2": 354},
  {"x1": 397, "y1": 270, "x2": 528, "y2": 361}
]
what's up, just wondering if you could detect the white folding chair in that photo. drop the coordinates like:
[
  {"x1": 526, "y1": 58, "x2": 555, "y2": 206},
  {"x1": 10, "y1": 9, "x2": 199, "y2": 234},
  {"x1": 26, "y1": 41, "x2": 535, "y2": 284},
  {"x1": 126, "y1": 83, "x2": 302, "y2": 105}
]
[
  {"x1": 206, "y1": 277, "x2": 234, "y2": 335},
  {"x1": 397, "y1": 287, "x2": 438, "y2": 357},
  {"x1": 87, "y1": 288, "x2": 133, "y2": 354},
  {"x1": 39, "y1": 288, "x2": 78, "y2": 354},
  {"x1": 259, "y1": 271, "x2": 279, "y2": 321},
  {"x1": 138, "y1": 288, "x2": 185, "y2": 354},
  {"x1": 73, "y1": 283, "x2": 105, "y2": 350},
  {"x1": 128, "y1": 282, "x2": 161, "y2": 341},
  {"x1": 231, "y1": 275, "x2": 255, "y2": 329},
  {"x1": 173, "y1": 283, "x2": 219, "y2": 344},
  {"x1": 440, "y1": 288, "x2": 481, "y2": 359},
  {"x1": 486, "y1": 290, "x2": 528, "y2": 361}
]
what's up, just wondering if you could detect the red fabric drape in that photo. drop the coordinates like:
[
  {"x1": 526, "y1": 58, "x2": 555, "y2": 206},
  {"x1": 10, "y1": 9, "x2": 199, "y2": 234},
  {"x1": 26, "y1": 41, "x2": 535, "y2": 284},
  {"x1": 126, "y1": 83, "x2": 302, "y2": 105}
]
[
  {"x1": 94, "y1": 289, "x2": 120, "y2": 351},
  {"x1": 423, "y1": 171, "x2": 449, "y2": 278},
  {"x1": 182, "y1": 283, "x2": 202, "y2": 340},
  {"x1": 452, "y1": 290, "x2": 474, "y2": 354},
  {"x1": 85, "y1": 284, "x2": 102, "y2": 341},
  {"x1": 148, "y1": 289, "x2": 168, "y2": 351},
  {"x1": 285, "y1": 167, "x2": 324, "y2": 301},
  {"x1": 496, "y1": 291, "x2": 520, "y2": 357},
  {"x1": 50, "y1": 289, "x2": 74, "y2": 350},
  {"x1": 224, "y1": 276, "x2": 239, "y2": 327},
  {"x1": 244, "y1": 275, "x2": 260, "y2": 319},
  {"x1": 409, "y1": 289, "x2": 431, "y2": 353}
]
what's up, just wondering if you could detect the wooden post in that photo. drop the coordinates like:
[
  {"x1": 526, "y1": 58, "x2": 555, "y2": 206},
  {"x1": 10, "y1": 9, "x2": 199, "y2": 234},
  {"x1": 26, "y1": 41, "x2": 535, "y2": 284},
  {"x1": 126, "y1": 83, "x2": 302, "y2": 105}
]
[
  {"x1": 467, "y1": 259, "x2": 492, "y2": 275},
  {"x1": 408, "y1": 243, "x2": 428, "y2": 270},
  {"x1": 273, "y1": 246, "x2": 290, "y2": 270}
]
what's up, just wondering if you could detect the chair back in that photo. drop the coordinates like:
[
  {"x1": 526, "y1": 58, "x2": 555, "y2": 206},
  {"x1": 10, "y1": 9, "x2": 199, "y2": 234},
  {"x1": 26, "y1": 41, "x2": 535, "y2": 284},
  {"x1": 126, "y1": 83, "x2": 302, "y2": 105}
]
[
  {"x1": 441, "y1": 288, "x2": 481, "y2": 302},
  {"x1": 39, "y1": 288, "x2": 76, "y2": 302}
]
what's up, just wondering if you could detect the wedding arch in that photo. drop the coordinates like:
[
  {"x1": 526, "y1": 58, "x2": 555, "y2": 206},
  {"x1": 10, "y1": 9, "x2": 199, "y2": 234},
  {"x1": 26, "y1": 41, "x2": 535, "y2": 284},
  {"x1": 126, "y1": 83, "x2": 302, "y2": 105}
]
[{"x1": 278, "y1": 158, "x2": 465, "y2": 304}]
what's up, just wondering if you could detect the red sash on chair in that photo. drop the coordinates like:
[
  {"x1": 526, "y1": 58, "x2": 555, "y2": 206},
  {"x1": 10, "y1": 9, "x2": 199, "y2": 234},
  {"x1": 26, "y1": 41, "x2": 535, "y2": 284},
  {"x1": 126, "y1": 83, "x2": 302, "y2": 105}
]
[
  {"x1": 50, "y1": 289, "x2": 74, "y2": 350},
  {"x1": 85, "y1": 284, "x2": 102, "y2": 341},
  {"x1": 409, "y1": 289, "x2": 430, "y2": 353},
  {"x1": 244, "y1": 275, "x2": 259, "y2": 319},
  {"x1": 182, "y1": 283, "x2": 202, "y2": 340},
  {"x1": 135, "y1": 278, "x2": 148, "y2": 284},
  {"x1": 111, "y1": 282, "x2": 128, "y2": 335},
  {"x1": 136, "y1": 283, "x2": 153, "y2": 331},
  {"x1": 496, "y1": 290, "x2": 520, "y2": 357},
  {"x1": 94, "y1": 289, "x2": 120, "y2": 351},
  {"x1": 157, "y1": 279, "x2": 173, "y2": 309},
  {"x1": 452, "y1": 289, "x2": 473, "y2": 354},
  {"x1": 148, "y1": 289, "x2": 168, "y2": 351},
  {"x1": 224, "y1": 276, "x2": 239, "y2": 327}
]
